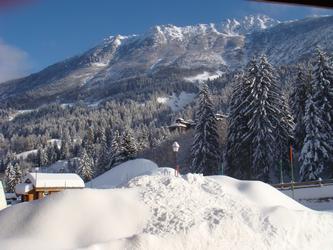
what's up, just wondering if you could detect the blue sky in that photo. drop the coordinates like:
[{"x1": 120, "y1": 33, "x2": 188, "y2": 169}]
[{"x1": 0, "y1": 0, "x2": 332, "y2": 82}]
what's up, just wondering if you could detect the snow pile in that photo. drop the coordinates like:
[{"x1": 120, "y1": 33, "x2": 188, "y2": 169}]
[
  {"x1": 86, "y1": 159, "x2": 158, "y2": 188},
  {"x1": 0, "y1": 188, "x2": 149, "y2": 250},
  {"x1": 1, "y1": 171, "x2": 333, "y2": 250},
  {"x1": 0, "y1": 182, "x2": 6, "y2": 210},
  {"x1": 157, "y1": 91, "x2": 196, "y2": 111}
]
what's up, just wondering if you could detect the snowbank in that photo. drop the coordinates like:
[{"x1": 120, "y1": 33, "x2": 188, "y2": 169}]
[
  {"x1": 210, "y1": 176, "x2": 307, "y2": 210},
  {"x1": 0, "y1": 182, "x2": 6, "y2": 211},
  {"x1": 86, "y1": 158, "x2": 158, "y2": 188},
  {"x1": 1, "y1": 171, "x2": 333, "y2": 250}
]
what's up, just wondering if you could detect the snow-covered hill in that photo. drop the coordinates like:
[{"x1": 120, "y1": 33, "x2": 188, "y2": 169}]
[
  {"x1": 86, "y1": 158, "x2": 158, "y2": 188},
  {"x1": 0, "y1": 161, "x2": 332, "y2": 249}
]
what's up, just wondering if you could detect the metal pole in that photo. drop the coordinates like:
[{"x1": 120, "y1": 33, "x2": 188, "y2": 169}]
[
  {"x1": 290, "y1": 145, "x2": 295, "y2": 199},
  {"x1": 280, "y1": 159, "x2": 284, "y2": 184},
  {"x1": 175, "y1": 151, "x2": 178, "y2": 177},
  {"x1": 221, "y1": 162, "x2": 224, "y2": 175}
]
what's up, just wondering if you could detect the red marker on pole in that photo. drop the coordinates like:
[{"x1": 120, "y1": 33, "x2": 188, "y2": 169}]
[{"x1": 175, "y1": 165, "x2": 179, "y2": 177}]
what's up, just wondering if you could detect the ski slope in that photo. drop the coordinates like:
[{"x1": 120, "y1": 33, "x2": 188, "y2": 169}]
[{"x1": 0, "y1": 160, "x2": 333, "y2": 250}]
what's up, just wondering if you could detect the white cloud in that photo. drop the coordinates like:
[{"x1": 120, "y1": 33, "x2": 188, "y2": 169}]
[
  {"x1": 0, "y1": 39, "x2": 30, "y2": 83},
  {"x1": 307, "y1": 7, "x2": 333, "y2": 17}
]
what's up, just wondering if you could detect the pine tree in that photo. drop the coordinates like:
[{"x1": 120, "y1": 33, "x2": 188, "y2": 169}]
[
  {"x1": 97, "y1": 129, "x2": 110, "y2": 174},
  {"x1": 299, "y1": 97, "x2": 331, "y2": 180},
  {"x1": 13, "y1": 162, "x2": 22, "y2": 187},
  {"x1": 191, "y1": 83, "x2": 220, "y2": 175},
  {"x1": 225, "y1": 63, "x2": 255, "y2": 179},
  {"x1": 60, "y1": 130, "x2": 71, "y2": 160},
  {"x1": 228, "y1": 56, "x2": 293, "y2": 182},
  {"x1": 312, "y1": 49, "x2": 333, "y2": 130},
  {"x1": 299, "y1": 49, "x2": 333, "y2": 180},
  {"x1": 290, "y1": 67, "x2": 312, "y2": 151},
  {"x1": 109, "y1": 130, "x2": 122, "y2": 169},
  {"x1": 4, "y1": 162, "x2": 21, "y2": 192},
  {"x1": 37, "y1": 147, "x2": 48, "y2": 167},
  {"x1": 53, "y1": 142, "x2": 61, "y2": 161},
  {"x1": 46, "y1": 144, "x2": 57, "y2": 164},
  {"x1": 120, "y1": 129, "x2": 138, "y2": 161},
  {"x1": 77, "y1": 149, "x2": 94, "y2": 182},
  {"x1": 82, "y1": 127, "x2": 95, "y2": 157}
]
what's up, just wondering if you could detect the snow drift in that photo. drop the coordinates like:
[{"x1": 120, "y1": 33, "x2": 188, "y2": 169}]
[
  {"x1": 0, "y1": 167, "x2": 333, "y2": 249},
  {"x1": 86, "y1": 158, "x2": 158, "y2": 188},
  {"x1": 0, "y1": 181, "x2": 6, "y2": 210}
]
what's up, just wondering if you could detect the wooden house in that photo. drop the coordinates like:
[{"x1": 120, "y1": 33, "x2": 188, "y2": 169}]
[
  {"x1": 15, "y1": 173, "x2": 85, "y2": 202},
  {"x1": 168, "y1": 118, "x2": 196, "y2": 133}
]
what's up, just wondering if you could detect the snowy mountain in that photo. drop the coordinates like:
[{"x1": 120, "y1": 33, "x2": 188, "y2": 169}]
[
  {"x1": 0, "y1": 15, "x2": 332, "y2": 108},
  {"x1": 0, "y1": 159, "x2": 332, "y2": 249}
]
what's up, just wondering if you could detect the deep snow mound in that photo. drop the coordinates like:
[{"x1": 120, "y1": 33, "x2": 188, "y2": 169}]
[
  {"x1": 0, "y1": 182, "x2": 6, "y2": 210},
  {"x1": 0, "y1": 172, "x2": 333, "y2": 250},
  {"x1": 87, "y1": 158, "x2": 158, "y2": 188}
]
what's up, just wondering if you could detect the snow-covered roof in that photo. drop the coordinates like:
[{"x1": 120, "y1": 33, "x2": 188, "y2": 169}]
[
  {"x1": 169, "y1": 123, "x2": 187, "y2": 128},
  {"x1": 15, "y1": 183, "x2": 34, "y2": 195},
  {"x1": 23, "y1": 173, "x2": 85, "y2": 189}
]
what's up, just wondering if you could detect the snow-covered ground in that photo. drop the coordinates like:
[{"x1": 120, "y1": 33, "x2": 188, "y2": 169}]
[
  {"x1": 0, "y1": 159, "x2": 333, "y2": 250},
  {"x1": 157, "y1": 91, "x2": 196, "y2": 111},
  {"x1": 0, "y1": 182, "x2": 5, "y2": 210},
  {"x1": 15, "y1": 139, "x2": 61, "y2": 160},
  {"x1": 15, "y1": 149, "x2": 38, "y2": 160},
  {"x1": 280, "y1": 185, "x2": 333, "y2": 211},
  {"x1": 184, "y1": 71, "x2": 222, "y2": 83},
  {"x1": 8, "y1": 109, "x2": 35, "y2": 121}
]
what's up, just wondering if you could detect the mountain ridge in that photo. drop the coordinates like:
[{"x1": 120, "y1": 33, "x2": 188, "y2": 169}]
[{"x1": 1, "y1": 14, "x2": 332, "y2": 108}]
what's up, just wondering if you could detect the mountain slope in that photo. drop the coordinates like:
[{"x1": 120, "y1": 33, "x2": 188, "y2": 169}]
[{"x1": 0, "y1": 15, "x2": 332, "y2": 108}]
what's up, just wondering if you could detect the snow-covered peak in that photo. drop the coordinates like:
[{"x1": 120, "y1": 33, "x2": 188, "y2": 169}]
[
  {"x1": 142, "y1": 15, "x2": 279, "y2": 46},
  {"x1": 219, "y1": 14, "x2": 280, "y2": 35},
  {"x1": 103, "y1": 34, "x2": 131, "y2": 47},
  {"x1": 149, "y1": 25, "x2": 185, "y2": 42}
]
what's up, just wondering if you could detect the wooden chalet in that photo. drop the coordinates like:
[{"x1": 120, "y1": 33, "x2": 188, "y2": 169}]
[
  {"x1": 168, "y1": 118, "x2": 196, "y2": 133},
  {"x1": 168, "y1": 114, "x2": 228, "y2": 133},
  {"x1": 15, "y1": 173, "x2": 85, "y2": 202}
]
